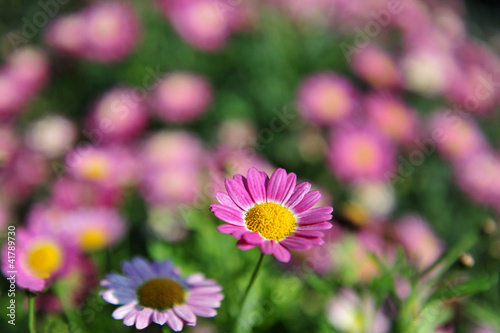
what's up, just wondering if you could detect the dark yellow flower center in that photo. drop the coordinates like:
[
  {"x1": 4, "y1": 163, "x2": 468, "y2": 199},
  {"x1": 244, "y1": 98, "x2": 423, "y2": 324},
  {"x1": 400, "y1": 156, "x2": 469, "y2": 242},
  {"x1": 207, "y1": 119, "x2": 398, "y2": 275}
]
[
  {"x1": 137, "y1": 278, "x2": 185, "y2": 310},
  {"x1": 27, "y1": 242, "x2": 62, "y2": 278},
  {"x1": 245, "y1": 202, "x2": 296, "y2": 241}
]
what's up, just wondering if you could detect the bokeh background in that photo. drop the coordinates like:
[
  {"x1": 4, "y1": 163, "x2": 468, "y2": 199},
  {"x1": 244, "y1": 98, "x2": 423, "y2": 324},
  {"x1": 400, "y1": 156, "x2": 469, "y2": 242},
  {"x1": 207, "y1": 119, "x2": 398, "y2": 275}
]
[{"x1": 0, "y1": 0, "x2": 499, "y2": 332}]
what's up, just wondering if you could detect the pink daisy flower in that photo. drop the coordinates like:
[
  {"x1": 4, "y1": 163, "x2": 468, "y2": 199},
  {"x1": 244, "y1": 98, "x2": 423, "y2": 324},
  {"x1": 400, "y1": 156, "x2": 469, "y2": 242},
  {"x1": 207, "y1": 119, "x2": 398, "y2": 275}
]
[
  {"x1": 394, "y1": 215, "x2": 443, "y2": 270},
  {"x1": 296, "y1": 72, "x2": 358, "y2": 126},
  {"x1": 100, "y1": 257, "x2": 223, "y2": 331},
  {"x1": 351, "y1": 45, "x2": 401, "y2": 89},
  {"x1": 364, "y1": 92, "x2": 420, "y2": 145},
  {"x1": 428, "y1": 111, "x2": 488, "y2": 161},
  {"x1": 85, "y1": 87, "x2": 148, "y2": 142},
  {"x1": 64, "y1": 207, "x2": 127, "y2": 252},
  {"x1": 327, "y1": 126, "x2": 396, "y2": 183},
  {"x1": 210, "y1": 168, "x2": 334, "y2": 263},
  {"x1": 149, "y1": 72, "x2": 212, "y2": 124},
  {"x1": 160, "y1": 0, "x2": 232, "y2": 51},
  {"x1": 1, "y1": 228, "x2": 77, "y2": 292}
]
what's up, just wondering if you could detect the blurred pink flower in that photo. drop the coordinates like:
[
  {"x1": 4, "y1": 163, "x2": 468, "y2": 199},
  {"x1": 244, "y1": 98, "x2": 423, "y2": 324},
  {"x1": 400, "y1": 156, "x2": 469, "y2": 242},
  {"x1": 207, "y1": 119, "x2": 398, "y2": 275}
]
[
  {"x1": 150, "y1": 72, "x2": 212, "y2": 123},
  {"x1": 6, "y1": 47, "x2": 49, "y2": 94},
  {"x1": 140, "y1": 130, "x2": 206, "y2": 206},
  {"x1": 364, "y1": 92, "x2": 420, "y2": 145},
  {"x1": 1, "y1": 227, "x2": 77, "y2": 292},
  {"x1": 141, "y1": 130, "x2": 205, "y2": 168},
  {"x1": 45, "y1": 1, "x2": 140, "y2": 62},
  {"x1": 86, "y1": 87, "x2": 148, "y2": 142},
  {"x1": 65, "y1": 207, "x2": 127, "y2": 252},
  {"x1": 50, "y1": 177, "x2": 122, "y2": 209},
  {"x1": 428, "y1": 111, "x2": 488, "y2": 161},
  {"x1": 45, "y1": 14, "x2": 87, "y2": 56},
  {"x1": 328, "y1": 125, "x2": 396, "y2": 183},
  {"x1": 351, "y1": 45, "x2": 401, "y2": 89},
  {"x1": 453, "y1": 151, "x2": 500, "y2": 209},
  {"x1": 296, "y1": 73, "x2": 358, "y2": 126},
  {"x1": 395, "y1": 215, "x2": 443, "y2": 270},
  {"x1": 0, "y1": 126, "x2": 20, "y2": 166},
  {"x1": 1, "y1": 148, "x2": 49, "y2": 201},
  {"x1": 159, "y1": 0, "x2": 232, "y2": 50}
]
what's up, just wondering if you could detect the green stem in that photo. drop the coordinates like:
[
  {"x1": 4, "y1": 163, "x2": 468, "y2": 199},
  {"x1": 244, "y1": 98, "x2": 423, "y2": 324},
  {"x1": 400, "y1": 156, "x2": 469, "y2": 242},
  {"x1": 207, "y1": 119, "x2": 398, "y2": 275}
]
[
  {"x1": 28, "y1": 294, "x2": 36, "y2": 333},
  {"x1": 233, "y1": 253, "x2": 265, "y2": 333},
  {"x1": 241, "y1": 253, "x2": 265, "y2": 305}
]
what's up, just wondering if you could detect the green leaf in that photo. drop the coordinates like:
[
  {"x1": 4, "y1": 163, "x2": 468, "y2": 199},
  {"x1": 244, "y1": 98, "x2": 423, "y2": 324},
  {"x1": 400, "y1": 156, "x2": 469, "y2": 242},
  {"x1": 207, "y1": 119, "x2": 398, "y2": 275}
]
[{"x1": 429, "y1": 273, "x2": 498, "y2": 302}]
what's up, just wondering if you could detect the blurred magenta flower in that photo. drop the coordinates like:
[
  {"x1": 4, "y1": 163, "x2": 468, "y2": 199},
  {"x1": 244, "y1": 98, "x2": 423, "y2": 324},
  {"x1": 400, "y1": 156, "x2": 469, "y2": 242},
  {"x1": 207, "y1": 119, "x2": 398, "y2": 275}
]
[
  {"x1": 0, "y1": 126, "x2": 19, "y2": 166},
  {"x1": 45, "y1": 14, "x2": 87, "y2": 56},
  {"x1": 395, "y1": 215, "x2": 443, "y2": 270},
  {"x1": 364, "y1": 92, "x2": 420, "y2": 145},
  {"x1": 6, "y1": 47, "x2": 49, "y2": 94},
  {"x1": 159, "y1": 0, "x2": 232, "y2": 50},
  {"x1": 66, "y1": 146, "x2": 119, "y2": 185},
  {"x1": 65, "y1": 207, "x2": 127, "y2": 252},
  {"x1": 86, "y1": 87, "x2": 149, "y2": 142},
  {"x1": 50, "y1": 177, "x2": 122, "y2": 209},
  {"x1": 46, "y1": 1, "x2": 140, "y2": 62},
  {"x1": 210, "y1": 168, "x2": 333, "y2": 262},
  {"x1": 1, "y1": 228, "x2": 77, "y2": 292},
  {"x1": 140, "y1": 131, "x2": 205, "y2": 206},
  {"x1": 351, "y1": 45, "x2": 401, "y2": 89},
  {"x1": 428, "y1": 112, "x2": 487, "y2": 161},
  {"x1": 454, "y1": 151, "x2": 500, "y2": 209},
  {"x1": 100, "y1": 257, "x2": 223, "y2": 330},
  {"x1": 26, "y1": 114, "x2": 77, "y2": 158},
  {"x1": 0, "y1": 48, "x2": 49, "y2": 119},
  {"x1": 328, "y1": 125, "x2": 396, "y2": 183},
  {"x1": 150, "y1": 72, "x2": 212, "y2": 123},
  {"x1": 296, "y1": 73, "x2": 357, "y2": 126}
]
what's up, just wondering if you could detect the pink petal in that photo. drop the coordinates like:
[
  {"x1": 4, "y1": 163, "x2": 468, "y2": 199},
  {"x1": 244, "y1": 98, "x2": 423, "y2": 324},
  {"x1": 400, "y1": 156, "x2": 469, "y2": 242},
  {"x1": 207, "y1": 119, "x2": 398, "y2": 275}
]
[
  {"x1": 136, "y1": 308, "x2": 153, "y2": 330},
  {"x1": 187, "y1": 298, "x2": 221, "y2": 308},
  {"x1": 266, "y1": 168, "x2": 287, "y2": 202},
  {"x1": 211, "y1": 204, "x2": 245, "y2": 225},
  {"x1": 217, "y1": 224, "x2": 245, "y2": 238},
  {"x1": 189, "y1": 305, "x2": 218, "y2": 317},
  {"x1": 173, "y1": 305, "x2": 196, "y2": 324},
  {"x1": 123, "y1": 309, "x2": 138, "y2": 326},
  {"x1": 112, "y1": 303, "x2": 136, "y2": 320},
  {"x1": 225, "y1": 178, "x2": 254, "y2": 210},
  {"x1": 215, "y1": 192, "x2": 241, "y2": 210},
  {"x1": 292, "y1": 191, "x2": 321, "y2": 214},
  {"x1": 237, "y1": 238, "x2": 257, "y2": 250},
  {"x1": 153, "y1": 311, "x2": 168, "y2": 325},
  {"x1": 297, "y1": 207, "x2": 333, "y2": 225},
  {"x1": 242, "y1": 231, "x2": 265, "y2": 244},
  {"x1": 285, "y1": 182, "x2": 312, "y2": 208},
  {"x1": 273, "y1": 243, "x2": 291, "y2": 262},
  {"x1": 259, "y1": 239, "x2": 277, "y2": 254},
  {"x1": 280, "y1": 173, "x2": 297, "y2": 204},
  {"x1": 297, "y1": 222, "x2": 332, "y2": 231},
  {"x1": 190, "y1": 286, "x2": 223, "y2": 294},
  {"x1": 280, "y1": 237, "x2": 314, "y2": 250},
  {"x1": 166, "y1": 310, "x2": 183, "y2": 332},
  {"x1": 293, "y1": 230, "x2": 325, "y2": 238},
  {"x1": 247, "y1": 168, "x2": 266, "y2": 203}
]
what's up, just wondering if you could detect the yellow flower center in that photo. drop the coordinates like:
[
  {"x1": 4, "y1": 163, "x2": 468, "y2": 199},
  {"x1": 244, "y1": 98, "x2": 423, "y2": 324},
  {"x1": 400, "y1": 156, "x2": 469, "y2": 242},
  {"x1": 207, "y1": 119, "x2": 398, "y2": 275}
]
[
  {"x1": 81, "y1": 157, "x2": 110, "y2": 181},
  {"x1": 245, "y1": 202, "x2": 296, "y2": 241},
  {"x1": 26, "y1": 242, "x2": 62, "y2": 279},
  {"x1": 79, "y1": 228, "x2": 108, "y2": 252},
  {"x1": 352, "y1": 140, "x2": 377, "y2": 170},
  {"x1": 137, "y1": 278, "x2": 185, "y2": 310}
]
